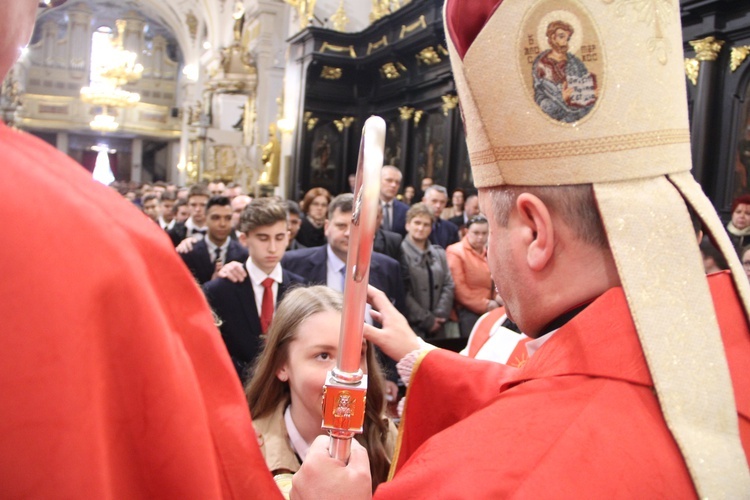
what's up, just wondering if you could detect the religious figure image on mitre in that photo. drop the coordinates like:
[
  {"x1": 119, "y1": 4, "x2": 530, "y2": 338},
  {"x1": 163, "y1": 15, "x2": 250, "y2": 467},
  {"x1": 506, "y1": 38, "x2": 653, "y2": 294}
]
[{"x1": 532, "y1": 16, "x2": 598, "y2": 123}]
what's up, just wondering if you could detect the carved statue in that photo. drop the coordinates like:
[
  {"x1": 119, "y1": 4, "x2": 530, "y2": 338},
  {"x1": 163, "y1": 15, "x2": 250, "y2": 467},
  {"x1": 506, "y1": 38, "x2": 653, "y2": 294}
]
[
  {"x1": 259, "y1": 123, "x2": 281, "y2": 186},
  {"x1": 232, "y1": 1, "x2": 245, "y2": 44}
]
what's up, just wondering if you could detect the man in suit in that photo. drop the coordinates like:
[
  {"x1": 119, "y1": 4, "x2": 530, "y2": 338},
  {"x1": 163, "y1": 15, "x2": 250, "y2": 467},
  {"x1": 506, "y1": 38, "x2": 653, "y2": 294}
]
[
  {"x1": 204, "y1": 197, "x2": 304, "y2": 382},
  {"x1": 282, "y1": 193, "x2": 406, "y2": 314},
  {"x1": 230, "y1": 194, "x2": 252, "y2": 240},
  {"x1": 282, "y1": 193, "x2": 405, "y2": 391},
  {"x1": 168, "y1": 184, "x2": 210, "y2": 246},
  {"x1": 424, "y1": 185, "x2": 460, "y2": 248},
  {"x1": 179, "y1": 196, "x2": 248, "y2": 285},
  {"x1": 450, "y1": 194, "x2": 480, "y2": 237},
  {"x1": 158, "y1": 191, "x2": 177, "y2": 231},
  {"x1": 380, "y1": 165, "x2": 409, "y2": 236},
  {"x1": 285, "y1": 200, "x2": 307, "y2": 251},
  {"x1": 374, "y1": 207, "x2": 403, "y2": 261}
]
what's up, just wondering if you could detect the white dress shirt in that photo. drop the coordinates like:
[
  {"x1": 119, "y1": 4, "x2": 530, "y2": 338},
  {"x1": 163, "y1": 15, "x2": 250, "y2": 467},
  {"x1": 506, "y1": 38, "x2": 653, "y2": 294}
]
[
  {"x1": 205, "y1": 237, "x2": 230, "y2": 263},
  {"x1": 247, "y1": 258, "x2": 283, "y2": 316},
  {"x1": 185, "y1": 217, "x2": 207, "y2": 241}
]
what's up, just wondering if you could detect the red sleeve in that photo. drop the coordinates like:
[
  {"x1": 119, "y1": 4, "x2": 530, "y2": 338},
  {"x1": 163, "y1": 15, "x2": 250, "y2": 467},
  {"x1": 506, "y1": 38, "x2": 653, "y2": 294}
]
[
  {"x1": 0, "y1": 126, "x2": 281, "y2": 499},
  {"x1": 390, "y1": 349, "x2": 517, "y2": 476}
]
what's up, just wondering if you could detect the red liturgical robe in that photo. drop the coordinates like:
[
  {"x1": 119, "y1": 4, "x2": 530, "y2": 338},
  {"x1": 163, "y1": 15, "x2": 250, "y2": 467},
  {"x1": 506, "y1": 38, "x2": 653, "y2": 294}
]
[
  {"x1": 378, "y1": 272, "x2": 750, "y2": 498},
  {"x1": 0, "y1": 124, "x2": 281, "y2": 499}
]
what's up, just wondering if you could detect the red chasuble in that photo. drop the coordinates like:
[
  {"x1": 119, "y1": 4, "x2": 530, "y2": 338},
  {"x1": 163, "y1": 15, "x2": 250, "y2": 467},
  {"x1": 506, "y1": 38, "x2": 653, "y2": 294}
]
[
  {"x1": 0, "y1": 124, "x2": 281, "y2": 499},
  {"x1": 378, "y1": 272, "x2": 750, "y2": 498}
]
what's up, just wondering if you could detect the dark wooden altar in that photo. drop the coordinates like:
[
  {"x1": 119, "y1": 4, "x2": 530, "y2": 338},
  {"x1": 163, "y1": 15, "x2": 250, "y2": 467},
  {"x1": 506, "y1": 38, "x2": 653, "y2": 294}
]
[
  {"x1": 682, "y1": 0, "x2": 750, "y2": 217},
  {"x1": 288, "y1": 0, "x2": 470, "y2": 199},
  {"x1": 290, "y1": 0, "x2": 750, "y2": 219}
]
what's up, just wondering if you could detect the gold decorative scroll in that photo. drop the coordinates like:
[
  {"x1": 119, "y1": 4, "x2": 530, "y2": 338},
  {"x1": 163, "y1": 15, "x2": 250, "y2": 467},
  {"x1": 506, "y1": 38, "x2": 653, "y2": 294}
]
[
  {"x1": 416, "y1": 46, "x2": 441, "y2": 65},
  {"x1": 441, "y1": 94, "x2": 459, "y2": 116},
  {"x1": 330, "y1": 0, "x2": 349, "y2": 32},
  {"x1": 304, "y1": 111, "x2": 319, "y2": 131},
  {"x1": 186, "y1": 11, "x2": 198, "y2": 41},
  {"x1": 437, "y1": 44, "x2": 449, "y2": 56},
  {"x1": 341, "y1": 116, "x2": 355, "y2": 128},
  {"x1": 730, "y1": 46, "x2": 750, "y2": 72},
  {"x1": 399, "y1": 106, "x2": 415, "y2": 121},
  {"x1": 321, "y1": 66, "x2": 343, "y2": 80},
  {"x1": 690, "y1": 36, "x2": 724, "y2": 62},
  {"x1": 320, "y1": 41, "x2": 357, "y2": 58},
  {"x1": 684, "y1": 58, "x2": 699, "y2": 86},
  {"x1": 380, "y1": 62, "x2": 404, "y2": 79},
  {"x1": 399, "y1": 15, "x2": 426, "y2": 39},
  {"x1": 413, "y1": 110, "x2": 423, "y2": 126},
  {"x1": 333, "y1": 116, "x2": 355, "y2": 132},
  {"x1": 367, "y1": 36, "x2": 388, "y2": 55},
  {"x1": 284, "y1": 0, "x2": 317, "y2": 29}
]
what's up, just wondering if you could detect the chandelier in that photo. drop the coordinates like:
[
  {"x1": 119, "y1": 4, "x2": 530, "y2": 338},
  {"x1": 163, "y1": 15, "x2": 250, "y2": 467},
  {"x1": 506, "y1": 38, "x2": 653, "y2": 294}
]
[
  {"x1": 81, "y1": 20, "x2": 143, "y2": 129},
  {"x1": 80, "y1": 82, "x2": 140, "y2": 108},
  {"x1": 89, "y1": 111, "x2": 119, "y2": 132},
  {"x1": 98, "y1": 21, "x2": 144, "y2": 86}
]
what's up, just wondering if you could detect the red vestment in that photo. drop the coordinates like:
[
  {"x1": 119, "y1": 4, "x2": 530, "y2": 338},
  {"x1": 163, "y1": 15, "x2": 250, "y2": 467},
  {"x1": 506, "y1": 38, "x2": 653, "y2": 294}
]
[
  {"x1": 377, "y1": 272, "x2": 750, "y2": 498},
  {"x1": 0, "y1": 124, "x2": 281, "y2": 498}
]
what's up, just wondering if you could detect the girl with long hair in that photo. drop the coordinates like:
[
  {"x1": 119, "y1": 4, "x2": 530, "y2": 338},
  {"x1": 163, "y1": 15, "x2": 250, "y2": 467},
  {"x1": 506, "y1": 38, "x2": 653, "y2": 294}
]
[{"x1": 246, "y1": 286, "x2": 397, "y2": 494}]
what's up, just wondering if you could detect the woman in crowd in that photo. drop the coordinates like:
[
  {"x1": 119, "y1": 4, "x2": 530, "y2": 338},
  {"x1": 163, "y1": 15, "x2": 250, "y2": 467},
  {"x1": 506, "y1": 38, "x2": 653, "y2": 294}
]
[
  {"x1": 726, "y1": 194, "x2": 750, "y2": 254},
  {"x1": 399, "y1": 185, "x2": 416, "y2": 205},
  {"x1": 246, "y1": 286, "x2": 397, "y2": 494},
  {"x1": 400, "y1": 203, "x2": 455, "y2": 338},
  {"x1": 296, "y1": 187, "x2": 331, "y2": 247},
  {"x1": 441, "y1": 188, "x2": 465, "y2": 220},
  {"x1": 446, "y1": 215, "x2": 502, "y2": 337}
]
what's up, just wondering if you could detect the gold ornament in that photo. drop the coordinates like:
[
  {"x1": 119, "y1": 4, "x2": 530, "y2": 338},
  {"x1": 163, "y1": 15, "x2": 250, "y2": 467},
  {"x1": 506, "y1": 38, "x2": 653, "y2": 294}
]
[
  {"x1": 730, "y1": 46, "x2": 750, "y2": 72},
  {"x1": 690, "y1": 36, "x2": 724, "y2": 62}
]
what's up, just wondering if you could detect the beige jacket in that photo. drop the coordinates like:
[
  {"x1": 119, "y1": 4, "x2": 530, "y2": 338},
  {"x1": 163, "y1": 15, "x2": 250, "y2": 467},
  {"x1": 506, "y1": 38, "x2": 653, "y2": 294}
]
[{"x1": 253, "y1": 401, "x2": 399, "y2": 477}]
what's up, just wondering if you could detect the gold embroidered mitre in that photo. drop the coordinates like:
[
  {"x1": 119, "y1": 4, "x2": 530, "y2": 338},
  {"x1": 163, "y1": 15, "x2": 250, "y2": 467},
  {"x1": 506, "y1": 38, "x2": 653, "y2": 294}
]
[{"x1": 444, "y1": 0, "x2": 750, "y2": 497}]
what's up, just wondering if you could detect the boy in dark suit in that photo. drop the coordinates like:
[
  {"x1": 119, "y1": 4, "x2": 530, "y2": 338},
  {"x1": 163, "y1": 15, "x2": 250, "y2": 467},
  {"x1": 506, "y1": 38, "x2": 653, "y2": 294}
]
[
  {"x1": 179, "y1": 196, "x2": 248, "y2": 284},
  {"x1": 203, "y1": 197, "x2": 304, "y2": 382}
]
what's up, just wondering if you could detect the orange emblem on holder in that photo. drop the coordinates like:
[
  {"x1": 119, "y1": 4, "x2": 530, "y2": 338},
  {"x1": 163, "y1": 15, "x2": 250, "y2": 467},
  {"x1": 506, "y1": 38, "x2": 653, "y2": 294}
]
[{"x1": 321, "y1": 378, "x2": 367, "y2": 434}]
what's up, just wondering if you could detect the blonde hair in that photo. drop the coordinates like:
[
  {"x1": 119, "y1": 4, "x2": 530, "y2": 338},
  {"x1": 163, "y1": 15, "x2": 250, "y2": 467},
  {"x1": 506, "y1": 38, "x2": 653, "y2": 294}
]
[{"x1": 245, "y1": 285, "x2": 392, "y2": 490}]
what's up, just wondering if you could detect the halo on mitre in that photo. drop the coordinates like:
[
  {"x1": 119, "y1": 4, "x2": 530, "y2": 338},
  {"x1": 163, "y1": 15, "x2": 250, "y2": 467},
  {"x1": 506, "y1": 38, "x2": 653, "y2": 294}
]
[{"x1": 537, "y1": 10, "x2": 583, "y2": 55}]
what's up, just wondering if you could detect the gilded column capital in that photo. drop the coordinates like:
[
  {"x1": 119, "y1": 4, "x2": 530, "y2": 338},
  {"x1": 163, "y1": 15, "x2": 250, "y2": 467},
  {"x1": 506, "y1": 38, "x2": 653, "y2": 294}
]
[
  {"x1": 730, "y1": 46, "x2": 750, "y2": 72},
  {"x1": 399, "y1": 106, "x2": 415, "y2": 121},
  {"x1": 689, "y1": 36, "x2": 724, "y2": 62}
]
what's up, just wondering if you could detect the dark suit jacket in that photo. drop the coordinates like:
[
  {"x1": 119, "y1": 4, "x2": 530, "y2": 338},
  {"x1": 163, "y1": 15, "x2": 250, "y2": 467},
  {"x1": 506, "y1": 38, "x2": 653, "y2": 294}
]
[
  {"x1": 203, "y1": 267, "x2": 304, "y2": 382},
  {"x1": 167, "y1": 222, "x2": 188, "y2": 247},
  {"x1": 449, "y1": 214, "x2": 467, "y2": 230},
  {"x1": 388, "y1": 199, "x2": 409, "y2": 236},
  {"x1": 282, "y1": 245, "x2": 405, "y2": 314},
  {"x1": 281, "y1": 245, "x2": 405, "y2": 381},
  {"x1": 374, "y1": 228, "x2": 403, "y2": 262},
  {"x1": 180, "y1": 239, "x2": 248, "y2": 285},
  {"x1": 429, "y1": 218, "x2": 460, "y2": 249}
]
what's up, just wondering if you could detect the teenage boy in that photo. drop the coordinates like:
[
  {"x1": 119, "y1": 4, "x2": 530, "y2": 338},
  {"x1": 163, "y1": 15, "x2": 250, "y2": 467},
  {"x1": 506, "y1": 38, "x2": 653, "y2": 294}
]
[
  {"x1": 180, "y1": 196, "x2": 248, "y2": 284},
  {"x1": 203, "y1": 197, "x2": 304, "y2": 382}
]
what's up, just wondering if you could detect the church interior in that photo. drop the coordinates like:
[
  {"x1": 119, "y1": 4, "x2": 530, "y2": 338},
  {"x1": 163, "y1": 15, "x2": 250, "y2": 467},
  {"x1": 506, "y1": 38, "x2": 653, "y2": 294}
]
[{"x1": 2, "y1": 0, "x2": 749, "y2": 216}]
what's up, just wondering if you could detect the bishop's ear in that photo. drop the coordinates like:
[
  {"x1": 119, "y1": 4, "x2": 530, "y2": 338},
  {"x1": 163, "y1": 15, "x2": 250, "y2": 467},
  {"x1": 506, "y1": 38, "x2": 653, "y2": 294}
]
[{"x1": 515, "y1": 193, "x2": 555, "y2": 272}]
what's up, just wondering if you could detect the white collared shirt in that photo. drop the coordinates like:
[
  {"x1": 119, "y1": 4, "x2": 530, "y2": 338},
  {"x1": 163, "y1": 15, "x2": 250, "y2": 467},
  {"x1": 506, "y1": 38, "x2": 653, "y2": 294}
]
[
  {"x1": 326, "y1": 245, "x2": 373, "y2": 324},
  {"x1": 205, "y1": 237, "x2": 230, "y2": 263},
  {"x1": 185, "y1": 217, "x2": 207, "y2": 241},
  {"x1": 326, "y1": 245, "x2": 347, "y2": 293},
  {"x1": 284, "y1": 405, "x2": 311, "y2": 462},
  {"x1": 247, "y1": 258, "x2": 283, "y2": 316},
  {"x1": 159, "y1": 217, "x2": 176, "y2": 231}
]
